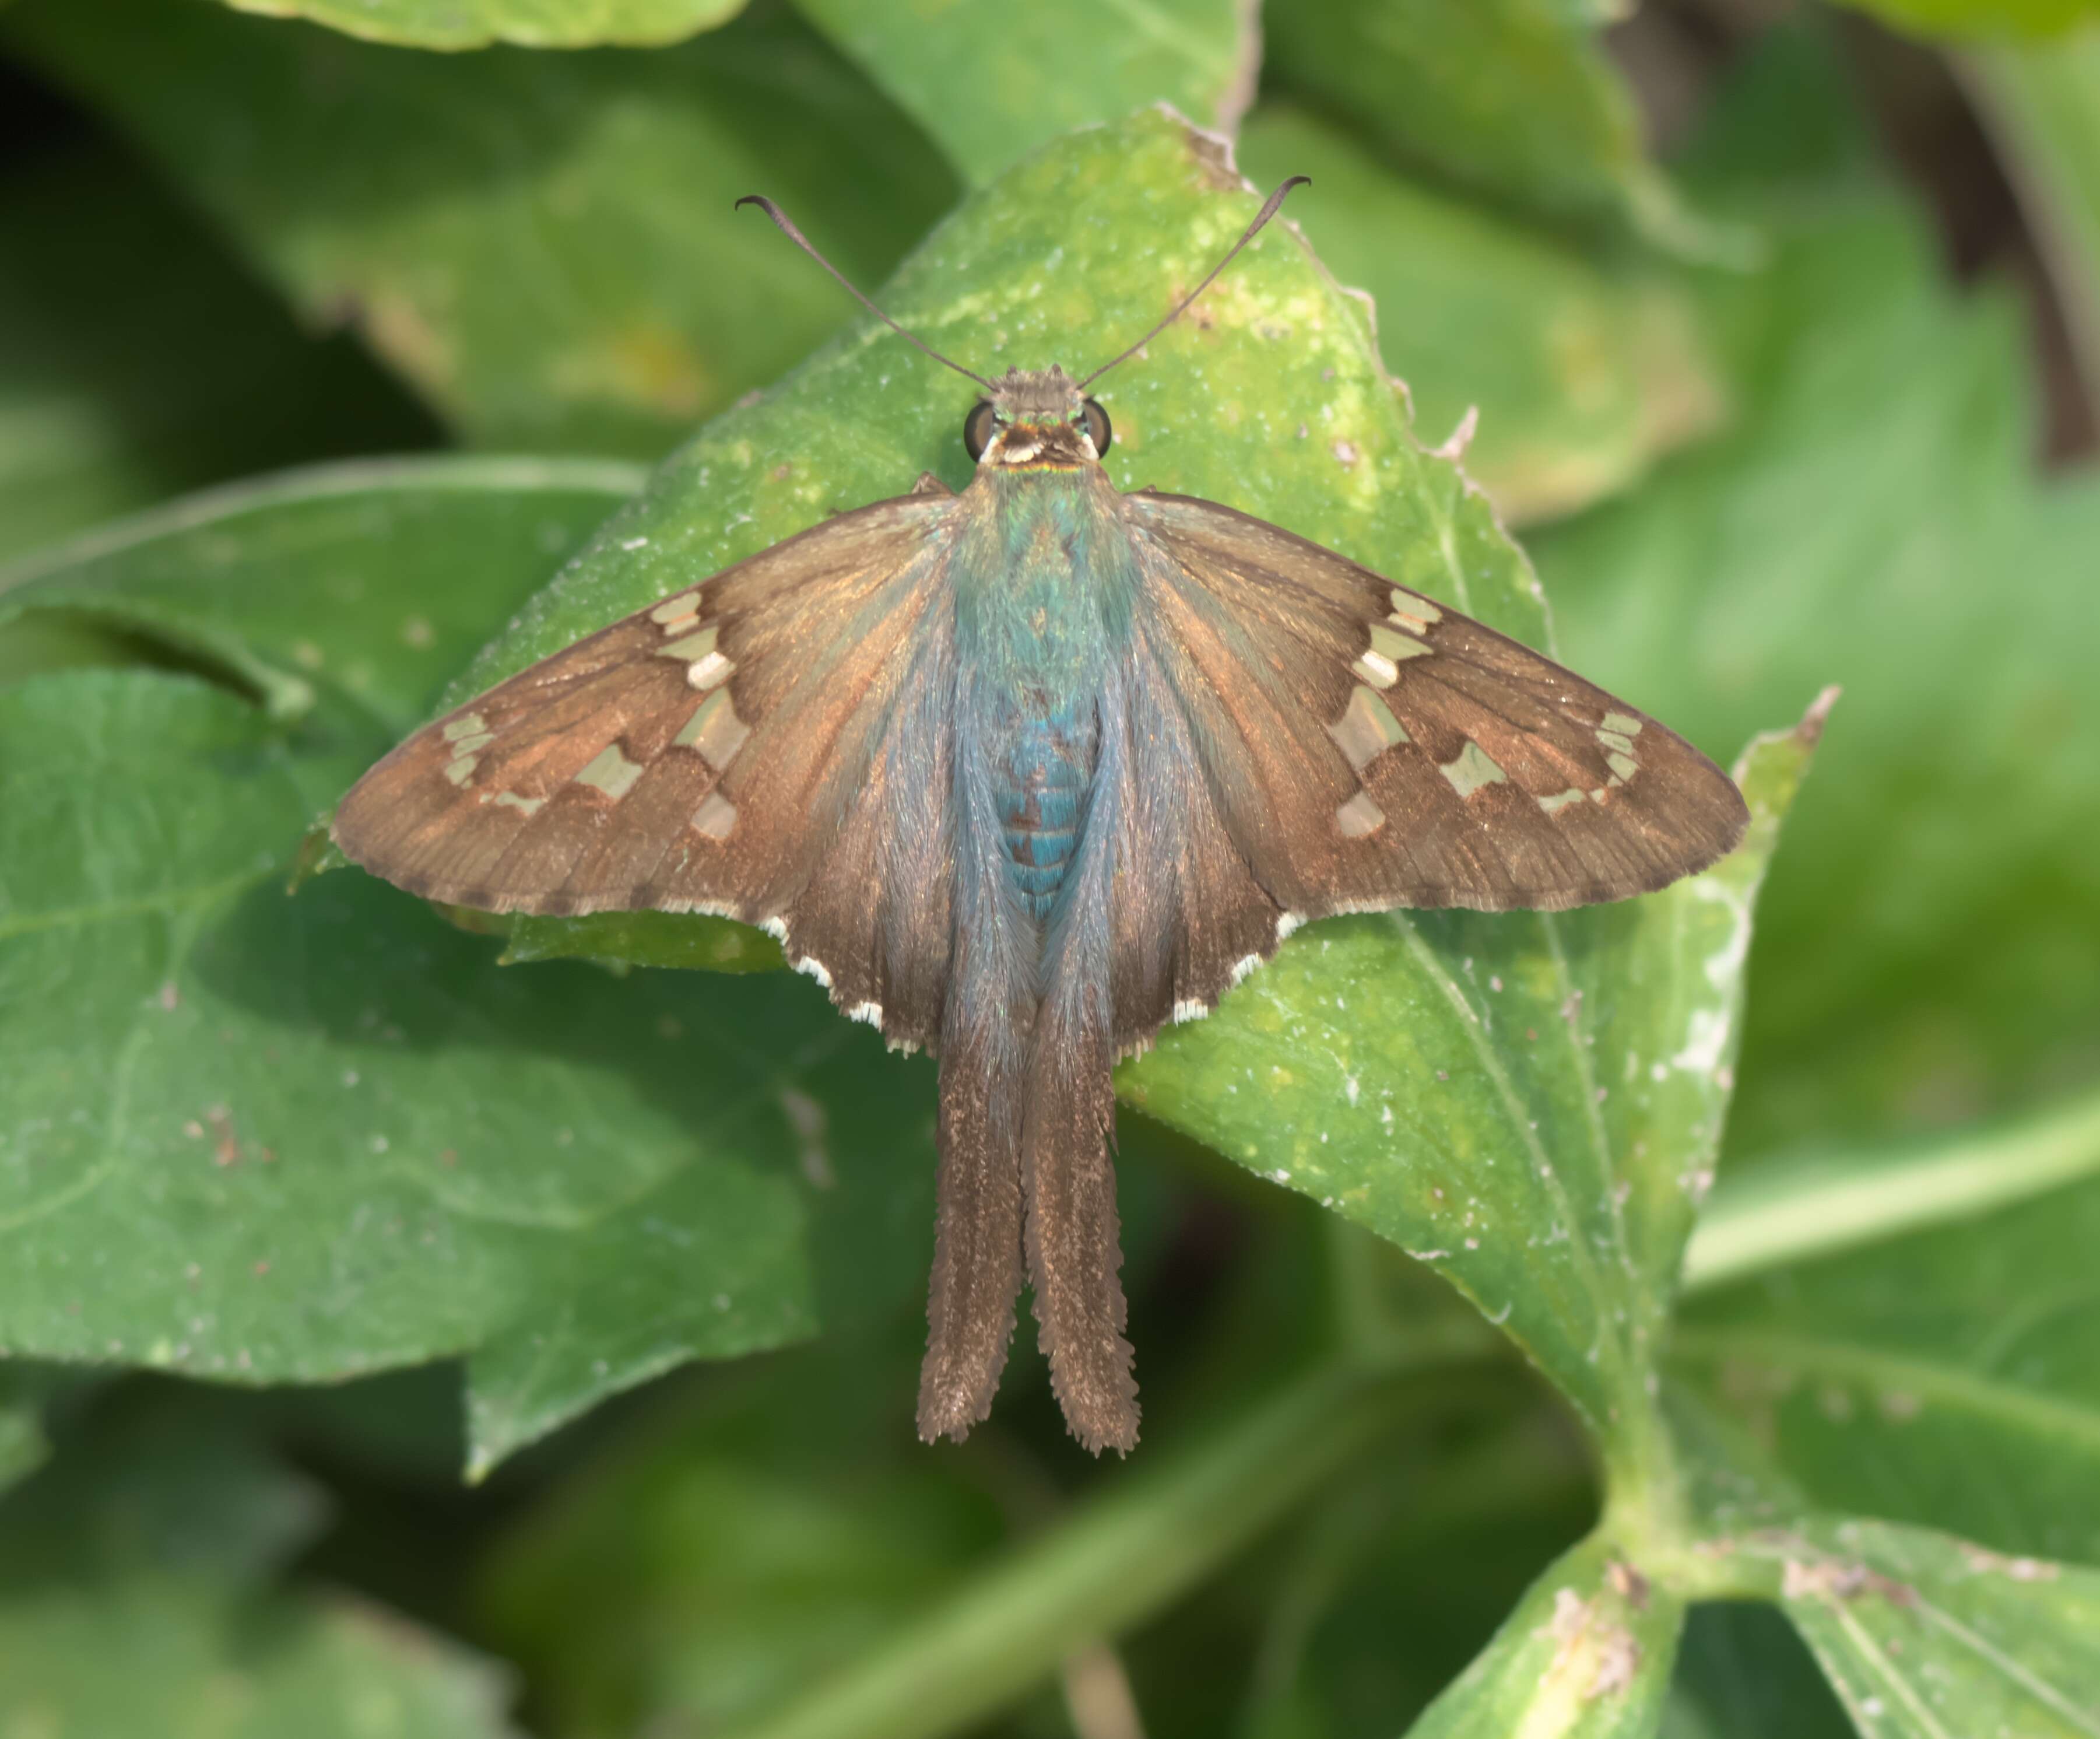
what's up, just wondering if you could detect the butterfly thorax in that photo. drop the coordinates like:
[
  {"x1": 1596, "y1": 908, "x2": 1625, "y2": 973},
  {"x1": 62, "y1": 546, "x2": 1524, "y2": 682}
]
[{"x1": 952, "y1": 458, "x2": 1135, "y2": 925}]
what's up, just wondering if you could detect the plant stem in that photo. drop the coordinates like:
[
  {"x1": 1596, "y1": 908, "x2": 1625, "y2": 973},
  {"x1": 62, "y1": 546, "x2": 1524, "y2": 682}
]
[
  {"x1": 1681, "y1": 1082, "x2": 2100, "y2": 1294},
  {"x1": 721, "y1": 1359, "x2": 1483, "y2": 1739}
]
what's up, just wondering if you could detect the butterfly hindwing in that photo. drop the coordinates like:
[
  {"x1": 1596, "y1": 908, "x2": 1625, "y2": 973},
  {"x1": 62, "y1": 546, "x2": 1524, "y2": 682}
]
[
  {"x1": 331, "y1": 490, "x2": 963, "y2": 1050},
  {"x1": 1110, "y1": 489, "x2": 1750, "y2": 1037}
]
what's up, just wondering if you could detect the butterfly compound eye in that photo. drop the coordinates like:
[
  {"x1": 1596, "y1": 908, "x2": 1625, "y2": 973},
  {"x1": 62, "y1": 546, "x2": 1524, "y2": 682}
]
[
  {"x1": 1081, "y1": 399, "x2": 1112, "y2": 455},
  {"x1": 964, "y1": 401, "x2": 997, "y2": 462}
]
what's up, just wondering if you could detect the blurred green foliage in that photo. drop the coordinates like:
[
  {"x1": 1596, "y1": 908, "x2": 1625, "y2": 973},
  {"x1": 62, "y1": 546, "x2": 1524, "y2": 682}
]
[{"x1": 2, "y1": 3, "x2": 2098, "y2": 1738}]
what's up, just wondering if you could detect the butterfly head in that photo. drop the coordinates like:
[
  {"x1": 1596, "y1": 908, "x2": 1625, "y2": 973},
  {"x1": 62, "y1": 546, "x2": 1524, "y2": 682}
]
[{"x1": 963, "y1": 367, "x2": 1111, "y2": 471}]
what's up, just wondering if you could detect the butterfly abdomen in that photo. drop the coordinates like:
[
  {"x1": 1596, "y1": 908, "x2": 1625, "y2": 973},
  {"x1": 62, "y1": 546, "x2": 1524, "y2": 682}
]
[{"x1": 995, "y1": 711, "x2": 1095, "y2": 922}]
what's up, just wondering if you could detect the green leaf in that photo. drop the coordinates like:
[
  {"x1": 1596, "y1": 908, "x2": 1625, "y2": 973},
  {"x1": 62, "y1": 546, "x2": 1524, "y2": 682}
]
[
  {"x1": 1672, "y1": 1088, "x2": 2100, "y2": 1565},
  {"x1": 1965, "y1": 30, "x2": 2100, "y2": 401},
  {"x1": 1683, "y1": 1085, "x2": 2100, "y2": 1293},
  {"x1": 5, "y1": 0, "x2": 958, "y2": 457},
  {"x1": 1752, "y1": 1519, "x2": 2100, "y2": 1737},
  {"x1": 0, "y1": 463, "x2": 945, "y2": 1472},
  {"x1": 1262, "y1": 0, "x2": 1729, "y2": 258},
  {"x1": 210, "y1": 0, "x2": 744, "y2": 48},
  {"x1": 1532, "y1": 94, "x2": 2100, "y2": 1164},
  {"x1": 0, "y1": 456, "x2": 646, "y2": 725},
  {"x1": 445, "y1": 105, "x2": 1549, "y2": 966},
  {"x1": 1238, "y1": 105, "x2": 1727, "y2": 524},
  {"x1": 0, "y1": 668, "x2": 934, "y2": 1475},
  {"x1": 0, "y1": 1407, "x2": 521, "y2": 1738},
  {"x1": 0, "y1": 141, "x2": 431, "y2": 567},
  {"x1": 1838, "y1": 0, "x2": 2100, "y2": 40},
  {"x1": 794, "y1": 0, "x2": 1255, "y2": 187},
  {"x1": 1130, "y1": 699, "x2": 1825, "y2": 1470},
  {"x1": 1404, "y1": 1531, "x2": 1684, "y2": 1739}
]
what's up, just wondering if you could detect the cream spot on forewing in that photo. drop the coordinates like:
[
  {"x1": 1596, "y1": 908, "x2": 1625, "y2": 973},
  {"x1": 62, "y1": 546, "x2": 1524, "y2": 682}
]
[
  {"x1": 444, "y1": 756, "x2": 477, "y2": 786},
  {"x1": 1389, "y1": 588, "x2": 1443, "y2": 626},
  {"x1": 1352, "y1": 648, "x2": 1399, "y2": 689},
  {"x1": 576, "y1": 743, "x2": 645, "y2": 800},
  {"x1": 491, "y1": 790, "x2": 545, "y2": 816},
  {"x1": 1171, "y1": 998, "x2": 1210, "y2": 1024},
  {"x1": 1440, "y1": 740, "x2": 1508, "y2": 799},
  {"x1": 1367, "y1": 622, "x2": 1431, "y2": 665},
  {"x1": 1596, "y1": 730, "x2": 1636, "y2": 757},
  {"x1": 1328, "y1": 683, "x2": 1409, "y2": 770},
  {"x1": 686, "y1": 650, "x2": 734, "y2": 691},
  {"x1": 1336, "y1": 791, "x2": 1386, "y2": 838},
  {"x1": 1606, "y1": 752, "x2": 1639, "y2": 782},
  {"x1": 442, "y1": 713, "x2": 488, "y2": 743},
  {"x1": 650, "y1": 592, "x2": 700, "y2": 625},
  {"x1": 691, "y1": 791, "x2": 736, "y2": 839},
  {"x1": 656, "y1": 625, "x2": 718, "y2": 661},
  {"x1": 847, "y1": 1000, "x2": 883, "y2": 1028},
  {"x1": 1600, "y1": 711, "x2": 1643, "y2": 738},
  {"x1": 675, "y1": 689, "x2": 750, "y2": 766},
  {"x1": 1539, "y1": 787, "x2": 1586, "y2": 814}
]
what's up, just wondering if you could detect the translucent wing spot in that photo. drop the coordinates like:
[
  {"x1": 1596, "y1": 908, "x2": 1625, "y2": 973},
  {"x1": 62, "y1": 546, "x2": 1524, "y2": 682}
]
[
  {"x1": 441, "y1": 713, "x2": 488, "y2": 743},
  {"x1": 1368, "y1": 622, "x2": 1431, "y2": 664},
  {"x1": 1353, "y1": 648, "x2": 1399, "y2": 689},
  {"x1": 491, "y1": 790, "x2": 545, "y2": 817},
  {"x1": 1440, "y1": 741, "x2": 1508, "y2": 799},
  {"x1": 1600, "y1": 711, "x2": 1644, "y2": 738},
  {"x1": 657, "y1": 625, "x2": 718, "y2": 662},
  {"x1": 576, "y1": 743, "x2": 645, "y2": 800},
  {"x1": 1336, "y1": 791, "x2": 1386, "y2": 839},
  {"x1": 1537, "y1": 787, "x2": 1586, "y2": 815},
  {"x1": 675, "y1": 689, "x2": 750, "y2": 767},
  {"x1": 1597, "y1": 730, "x2": 1637, "y2": 757},
  {"x1": 686, "y1": 650, "x2": 735, "y2": 692},
  {"x1": 1606, "y1": 752, "x2": 1639, "y2": 783},
  {"x1": 650, "y1": 592, "x2": 701, "y2": 626},
  {"x1": 444, "y1": 756, "x2": 477, "y2": 787},
  {"x1": 1328, "y1": 683, "x2": 1410, "y2": 770},
  {"x1": 1388, "y1": 588, "x2": 1444, "y2": 629},
  {"x1": 691, "y1": 791, "x2": 737, "y2": 839},
  {"x1": 448, "y1": 731, "x2": 494, "y2": 755}
]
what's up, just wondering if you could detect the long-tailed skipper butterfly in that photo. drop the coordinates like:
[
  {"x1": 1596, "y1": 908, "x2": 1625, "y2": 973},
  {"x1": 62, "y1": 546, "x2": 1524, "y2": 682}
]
[{"x1": 333, "y1": 180, "x2": 1748, "y2": 1454}]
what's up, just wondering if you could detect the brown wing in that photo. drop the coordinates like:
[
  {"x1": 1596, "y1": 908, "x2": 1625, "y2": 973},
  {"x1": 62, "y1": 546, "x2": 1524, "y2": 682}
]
[
  {"x1": 331, "y1": 489, "x2": 962, "y2": 1049},
  {"x1": 1105, "y1": 488, "x2": 1749, "y2": 1042}
]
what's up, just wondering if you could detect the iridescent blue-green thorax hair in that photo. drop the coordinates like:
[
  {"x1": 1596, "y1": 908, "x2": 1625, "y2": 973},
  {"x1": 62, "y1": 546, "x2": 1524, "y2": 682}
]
[{"x1": 950, "y1": 366, "x2": 1135, "y2": 929}]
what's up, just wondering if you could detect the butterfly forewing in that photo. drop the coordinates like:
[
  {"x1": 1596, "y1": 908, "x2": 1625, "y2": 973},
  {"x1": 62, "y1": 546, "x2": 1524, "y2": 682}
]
[
  {"x1": 1109, "y1": 490, "x2": 1749, "y2": 1039},
  {"x1": 331, "y1": 490, "x2": 963, "y2": 1050}
]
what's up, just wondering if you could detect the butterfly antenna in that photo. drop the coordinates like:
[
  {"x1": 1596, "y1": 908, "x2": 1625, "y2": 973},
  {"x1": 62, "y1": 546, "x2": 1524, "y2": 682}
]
[
  {"x1": 1079, "y1": 176, "x2": 1309, "y2": 389},
  {"x1": 737, "y1": 195, "x2": 996, "y2": 392}
]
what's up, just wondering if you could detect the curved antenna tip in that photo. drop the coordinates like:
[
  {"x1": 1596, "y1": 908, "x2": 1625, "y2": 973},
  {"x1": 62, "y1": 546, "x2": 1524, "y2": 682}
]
[
  {"x1": 1079, "y1": 174, "x2": 1313, "y2": 388},
  {"x1": 735, "y1": 194, "x2": 993, "y2": 391}
]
